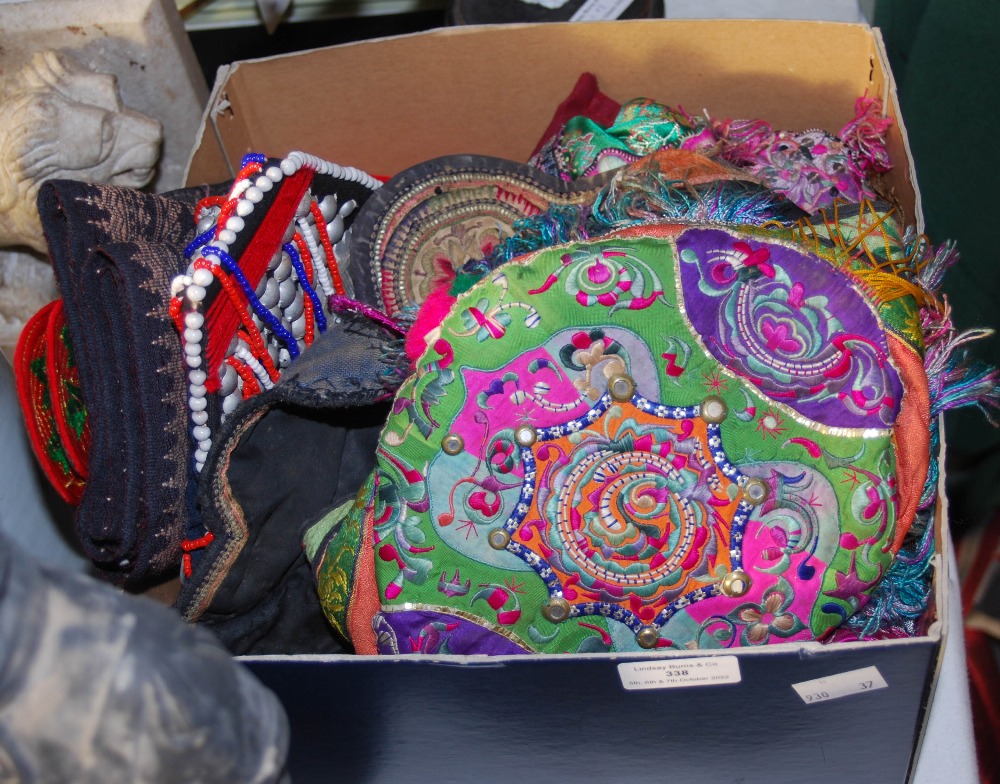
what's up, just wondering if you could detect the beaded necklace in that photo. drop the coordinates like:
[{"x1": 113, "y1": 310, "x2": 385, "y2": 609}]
[{"x1": 170, "y1": 151, "x2": 381, "y2": 474}]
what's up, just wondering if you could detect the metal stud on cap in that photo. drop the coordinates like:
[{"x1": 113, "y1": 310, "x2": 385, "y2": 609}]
[
  {"x1": 487, "y1": 528, "x2": 511, "y2": 550},
  {"x1": 700, "y1": 395, "x2": 728, "y2": 423},
  {"x1": 608, "y1": 373, "x2": 636, "y2": 402},
  {"x1": 635, "y1": 627, "x2": 660, "y2": 649},
  {"x1": 515, "y1": 424, "x2": 537, "y2": 448},
  {"x1": 442, "y1": 433, "x2": 464, "y2": 455},
  {"x1": 540, "y1": 596, "x2": 571, "y2": 623},
  {"x1": 720, "y1": 569, "x2": 752, "y2": 597},
  {"x1": 741, "y1": 477, "x2": 769, "y2": 506}
]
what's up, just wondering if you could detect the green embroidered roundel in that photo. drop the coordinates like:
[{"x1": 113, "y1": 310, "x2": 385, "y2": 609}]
[{"x1": 318, "y1": 225, "x2": 914, "y2": 655}]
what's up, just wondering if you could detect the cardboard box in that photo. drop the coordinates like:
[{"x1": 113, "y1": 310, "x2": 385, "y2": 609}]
[{"x1": 185, "y1": 20, "x2": 945, "y2": 784}]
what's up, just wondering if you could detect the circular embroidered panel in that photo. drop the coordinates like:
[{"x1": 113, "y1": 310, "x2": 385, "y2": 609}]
[
  {"x1": 323, "y1": 226, "x2": 908, "y2": 654},
  {"x1": 498, "y1": 393, "x2": 754, "y2": 636},
  {"x1": 346, "y1": 155, "x2": 611, "y2": 316}
]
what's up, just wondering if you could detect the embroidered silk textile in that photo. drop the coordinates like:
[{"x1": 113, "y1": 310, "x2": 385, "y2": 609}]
[
  {"x1": 531, "y1": 95, "x2": 893, "y2": 214},
  {"x1": 312, "y1": 223, "x2": 930, "y2": 654}
]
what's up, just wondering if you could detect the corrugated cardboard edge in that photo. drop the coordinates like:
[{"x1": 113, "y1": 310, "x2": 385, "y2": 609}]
[
  {"x1": 184, "y1": 62, "x2": 239, "y2": 185},
  {"x1": 184, "y1": 20, "x2": 914, "y2": 204},
  {"x1": 871, "y1": 26, "x2": 924, "y2": 232}
]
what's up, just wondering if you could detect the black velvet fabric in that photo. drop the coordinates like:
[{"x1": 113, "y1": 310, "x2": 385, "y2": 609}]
[
  {"x1": 36, "y1": 179, "x2": 229, "y2": 586},
  {"x1": 175, "y1": 314, "x2": 392, "y2": 655}
]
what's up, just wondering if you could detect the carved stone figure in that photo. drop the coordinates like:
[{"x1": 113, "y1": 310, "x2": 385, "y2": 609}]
[{"x1": 0, "y1": 50, "x2": 162, "y2": 252}]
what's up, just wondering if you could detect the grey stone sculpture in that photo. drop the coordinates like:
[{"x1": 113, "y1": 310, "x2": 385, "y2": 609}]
[
  {"x1": 0, "y1": 49, "x2": 162, "y2": 252},
  {"x1": 0, "y1": 528, "x2": 291, "y2": 783}
]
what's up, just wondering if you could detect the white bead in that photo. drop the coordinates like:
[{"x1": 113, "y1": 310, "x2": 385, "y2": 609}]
[
  {"x1": 198, "y1": 438, "x2": 212, "y2": 452},
  {"x1": 218, "y1": 229, "x2": 237, "y2": 245},
  {"x1": 255, "y1": 176, "x2": 273, "y2": 192},
  {"x1": 279, "y1": 159, "x2": 296, "y2": 176},
  {"x1": 340, "y1": 199, "x2": 357, "y2": 217},
  {"x1": 259, "y1": 277, "x2": 279, "y2": 309},
  {"x1": 284, "y1": 290, "x2": 304, "y2": 322},
  {"x1": 273, "y1": 253, "x2": 292, "y2": 282},
  {"x1": 192, "y1": 425, "x2": 211, "y2": 441},
  {"x1": 219, "y1": 363, "x2": 238, "y2": 396},
  {"x1": 187, "y1": 284, "x2": 206, "y2": 303},
  {"x1": 185, "y1": 354, "x2": 202, "y2": 368},
  {"x1": 245, "y1": 186, "x2": 263, "y2": 203},
  {"x1": 233, "y1": 179, "x2": 250, "y2": 197},
  {"x1": 184, "y1": 328, "x2": 203, "y2": 344},
  {"x1": 222, "y1": 393, "x2": 241, "y2": 415},
  {"x1": 183, "y1": 343, "x2": 201, "y2": 357},
  {"x1": 192, "y1": 410, "x2": 209, "y2": 425},
  {"x1": 194, "y1": 461, "x2": 205, "y2": 473},
  {"x1": 329, "y1": 214, "x2": 345, "y2": 242},
  {"x1": 185, "y1": 312, "x2": 204, "y2": 329},
  {"x1": 236, "y1": 200, "x2": 254, "y2": 218},
  {"x1": 188, "y1": 369, "x2": 207, "y2": 385},
  {"x1": 319, "y1": 195, "x2": 338, "y2": 222},
  {"x1": 333, "y1": 239, "x2": 350, "y2": 274},
  {"x1": 212, "y1": 241, "x2": 229, "y2": 255},
  {"x1": 278, "y1": 276, "x2": 297, "y2": 308},
  {"x1": 295, "y1": 194, "x2": 311, "y2": 218},
  {"x1": 194, "y1": 448, "x2": 208, "y2": 463},
  {"x1": 226, "y1": 216, "x2": 245, "y2": 233},
  {"x1": 267, "y1": 165, "x2": 283, "y2": 181},
  {"x1": 192, "y1": 268, "x2": 213, "y2": 287},
  {"x1": 170, "y1": 277, "x2": 187, "y2": 296},
  {"x1": 189, "y1": 395, "x2": 207, "y2": 412},
  {"x1": 189, "y1": 383, "x2": 207, "y2": 398},
  {"x1": 196, "y1": 215, "x2": 216, "y2": 234}
]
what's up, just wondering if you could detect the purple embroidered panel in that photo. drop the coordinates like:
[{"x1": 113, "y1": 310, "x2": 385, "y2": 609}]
[
  {"x1": 675, "y1": 228, "x2": 903, "y2": 430},
  {"x1": 376, "y1": 610, "x2": 531, "y2": 656}
]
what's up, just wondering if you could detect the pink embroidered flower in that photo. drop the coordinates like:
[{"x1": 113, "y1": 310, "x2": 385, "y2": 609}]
[{"x1": 727, "y1": 578, "x2": 806, "y2": 645}]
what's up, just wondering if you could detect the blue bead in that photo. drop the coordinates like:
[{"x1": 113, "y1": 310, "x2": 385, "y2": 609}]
[
  {"x1": 185, "y1": 226, "x2": 217, "y2": 260},
  {"x1": 283, "y1": 242, "x2": 327, "y2": 333},
  {"x1": 240, "y1": 152, "x2": 267, "y2": 168},
  {"x1": 203, "y1": 246, "x2": 299, "y2": 359}
]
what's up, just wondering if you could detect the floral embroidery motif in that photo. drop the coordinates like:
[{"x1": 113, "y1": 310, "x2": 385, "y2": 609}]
[
  {"x1": 559, "y1": 329, "x2": 630, "y2": 401},
  {"x1": 453, "y1": 272, "x2": 540, "y2": 341},
  {"x1": 726, "y1": 577, "x2": 807, "y2": 645},
  {"x1": 677, "y1": 229, "x2": 903, "y2": 430},
  {"x1": 495, "y1": 392, "x2": 752, "y2": 633},
  {"x1": 315, "y1": 228, "x2": 909, "y2": 654},
  {"x1": 528, "y1": 246, "x2": 667, "y2": 314},
  {"x1": 372, "y1": 455, "x2": 434, "y2": 601}
]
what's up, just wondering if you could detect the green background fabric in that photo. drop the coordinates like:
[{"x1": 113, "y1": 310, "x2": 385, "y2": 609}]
[{"x1": 877, "y1": 0, "x2": 1000, "y2": 532}]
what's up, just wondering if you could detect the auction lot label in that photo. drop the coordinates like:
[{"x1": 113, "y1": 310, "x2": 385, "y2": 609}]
[
  {"x1": 791, "y1": 666, "x2": 889, "y2": 705},
  {"x1": 618, "y1": 656, "x2": 742, "y2": 691}
]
